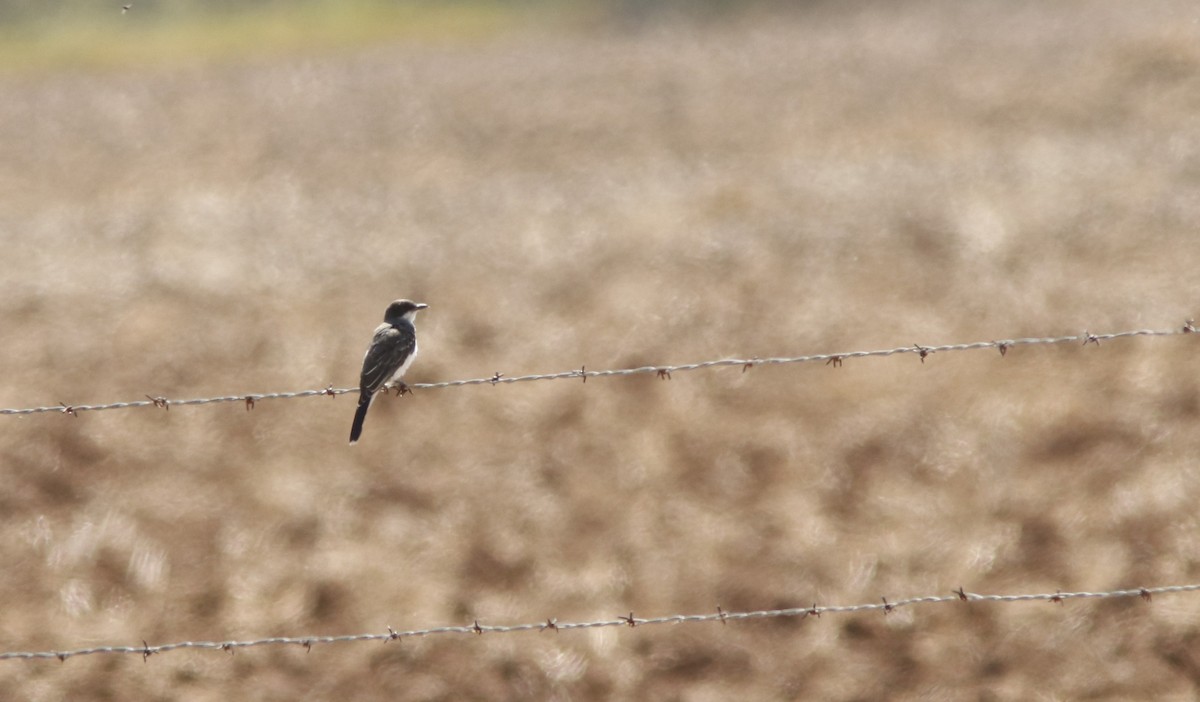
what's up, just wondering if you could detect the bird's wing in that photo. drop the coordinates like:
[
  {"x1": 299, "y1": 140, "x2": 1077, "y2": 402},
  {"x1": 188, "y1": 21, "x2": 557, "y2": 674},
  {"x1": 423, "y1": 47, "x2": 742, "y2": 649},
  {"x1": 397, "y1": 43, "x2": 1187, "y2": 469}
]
[{"x1": 359, "y1": 324, "x2": 416, "y2": 394}]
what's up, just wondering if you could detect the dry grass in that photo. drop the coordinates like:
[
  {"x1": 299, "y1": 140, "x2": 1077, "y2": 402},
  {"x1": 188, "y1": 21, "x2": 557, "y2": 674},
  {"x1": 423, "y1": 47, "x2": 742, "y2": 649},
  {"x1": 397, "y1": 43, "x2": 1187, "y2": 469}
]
[{"x1": 2, "y1": 0, "x2": 1200, "y2": 699}]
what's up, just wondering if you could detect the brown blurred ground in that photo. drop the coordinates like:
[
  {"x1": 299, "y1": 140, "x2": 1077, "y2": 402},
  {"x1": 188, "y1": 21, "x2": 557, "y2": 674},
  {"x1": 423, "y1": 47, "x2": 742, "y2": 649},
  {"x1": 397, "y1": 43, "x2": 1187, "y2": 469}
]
[{"x1": 2, "y1": 0, "x2": 1200, "y2": 699}]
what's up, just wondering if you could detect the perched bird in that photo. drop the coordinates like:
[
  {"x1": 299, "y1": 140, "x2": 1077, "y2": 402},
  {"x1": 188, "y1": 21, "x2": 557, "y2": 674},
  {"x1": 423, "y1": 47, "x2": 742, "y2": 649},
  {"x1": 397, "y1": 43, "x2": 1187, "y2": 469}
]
[{"x1": 349, "y1": 299, "x2": 428, "y2": 444}]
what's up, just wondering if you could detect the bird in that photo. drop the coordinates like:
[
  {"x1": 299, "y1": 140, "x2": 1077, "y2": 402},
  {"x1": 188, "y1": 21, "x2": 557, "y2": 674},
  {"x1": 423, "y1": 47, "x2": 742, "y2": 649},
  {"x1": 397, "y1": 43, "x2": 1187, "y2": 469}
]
[{"x1": 349, "y1": 299, "x2": 428, "y2": 444}]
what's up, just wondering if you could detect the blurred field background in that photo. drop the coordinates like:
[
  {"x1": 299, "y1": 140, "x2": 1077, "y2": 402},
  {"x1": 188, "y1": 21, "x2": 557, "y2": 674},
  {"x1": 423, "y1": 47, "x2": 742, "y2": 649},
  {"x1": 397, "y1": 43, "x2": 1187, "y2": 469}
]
[{"x1": 2, "y1": 0, "x2": 1200, "y2": 699}]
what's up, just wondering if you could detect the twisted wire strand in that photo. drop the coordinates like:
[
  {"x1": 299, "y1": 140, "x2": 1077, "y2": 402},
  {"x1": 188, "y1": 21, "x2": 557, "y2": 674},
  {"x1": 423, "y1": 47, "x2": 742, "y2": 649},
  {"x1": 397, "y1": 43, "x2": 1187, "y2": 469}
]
[
  {"x1": 2, "y1": 325, "x2": 1193, "y2": 417},
  {"x1": 2, "y1": 583, "x2": 1194, "y2": 662}
]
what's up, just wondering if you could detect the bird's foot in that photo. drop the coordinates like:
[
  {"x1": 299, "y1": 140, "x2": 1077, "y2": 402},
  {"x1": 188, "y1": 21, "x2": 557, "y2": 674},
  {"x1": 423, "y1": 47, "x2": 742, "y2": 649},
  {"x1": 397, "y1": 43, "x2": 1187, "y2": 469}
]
[{"x1": 389, "y1": 381, "x2": 412, "y2": 397}]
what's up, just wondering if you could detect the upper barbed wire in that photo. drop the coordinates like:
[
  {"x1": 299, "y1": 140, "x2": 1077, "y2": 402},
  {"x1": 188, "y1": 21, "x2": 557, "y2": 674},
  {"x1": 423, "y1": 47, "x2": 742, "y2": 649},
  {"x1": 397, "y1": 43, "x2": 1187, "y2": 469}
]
[
  {"x1": 1, "y1": 582, "x2": 1195, "y2": 662},
  {"x1": 1, "y1": 323, "x2": 1194, "y2": 417}
]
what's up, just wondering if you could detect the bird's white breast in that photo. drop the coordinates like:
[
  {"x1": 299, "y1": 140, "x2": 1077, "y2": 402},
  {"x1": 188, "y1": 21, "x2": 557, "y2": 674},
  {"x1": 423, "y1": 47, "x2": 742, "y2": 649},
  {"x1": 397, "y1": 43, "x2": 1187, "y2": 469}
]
[{"x1": 390, "y1": 338, "x2": 418, "y2": 382}]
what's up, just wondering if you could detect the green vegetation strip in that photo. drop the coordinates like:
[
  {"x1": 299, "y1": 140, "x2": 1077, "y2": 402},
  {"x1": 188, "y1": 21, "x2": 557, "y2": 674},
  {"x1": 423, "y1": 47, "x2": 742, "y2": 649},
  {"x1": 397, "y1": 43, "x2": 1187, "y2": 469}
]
[{"x1": 0, "y1": 1, "x2": 546, "y2": 73}]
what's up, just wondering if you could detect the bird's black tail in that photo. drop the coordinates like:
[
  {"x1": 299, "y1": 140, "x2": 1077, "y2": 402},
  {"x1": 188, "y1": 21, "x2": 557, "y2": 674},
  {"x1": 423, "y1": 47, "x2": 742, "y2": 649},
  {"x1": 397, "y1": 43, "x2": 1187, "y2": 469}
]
[{"x1": 349, "y1": 393, "x2": 372, "y2": 444}]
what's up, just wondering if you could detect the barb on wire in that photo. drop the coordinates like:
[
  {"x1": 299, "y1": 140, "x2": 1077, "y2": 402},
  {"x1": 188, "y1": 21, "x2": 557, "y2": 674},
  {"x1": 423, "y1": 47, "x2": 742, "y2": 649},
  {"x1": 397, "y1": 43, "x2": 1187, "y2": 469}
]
[
  {"x1": 1, "y1": 582, "x2": 1197, "y2": 663},
  {"x1": 0, "y1": 324, "x2": 1193, "y2": 418}
]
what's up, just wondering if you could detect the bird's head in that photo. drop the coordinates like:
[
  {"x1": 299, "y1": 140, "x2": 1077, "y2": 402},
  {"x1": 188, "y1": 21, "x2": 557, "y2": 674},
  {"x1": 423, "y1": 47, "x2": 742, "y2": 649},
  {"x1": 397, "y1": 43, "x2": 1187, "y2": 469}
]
[{"x1": 384, "y1": 299, "x2": 428, "y2": 324}]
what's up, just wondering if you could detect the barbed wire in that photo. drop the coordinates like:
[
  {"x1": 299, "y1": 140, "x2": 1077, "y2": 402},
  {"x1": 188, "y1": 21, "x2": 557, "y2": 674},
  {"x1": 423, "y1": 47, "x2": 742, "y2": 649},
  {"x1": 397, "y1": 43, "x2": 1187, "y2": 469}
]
[
  {"x1": 1, "y1": 322, "x2": 1194, "y2": 417},
  {"x1": 2, "y1": 582, "x2": 1196, "y2": 662}
]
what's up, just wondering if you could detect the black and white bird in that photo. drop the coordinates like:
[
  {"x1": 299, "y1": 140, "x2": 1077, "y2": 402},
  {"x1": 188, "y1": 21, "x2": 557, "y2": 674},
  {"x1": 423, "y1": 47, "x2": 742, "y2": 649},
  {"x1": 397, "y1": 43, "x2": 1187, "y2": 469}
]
[{"x1": 349, "y1": 299, "x2": 428, "y2": 444}]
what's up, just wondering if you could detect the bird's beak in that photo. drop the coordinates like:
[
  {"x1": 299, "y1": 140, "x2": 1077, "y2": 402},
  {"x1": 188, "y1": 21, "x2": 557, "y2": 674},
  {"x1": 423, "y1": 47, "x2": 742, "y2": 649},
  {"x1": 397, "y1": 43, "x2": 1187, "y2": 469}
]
[{"x1": 415, "y1": 303, "x2": 429, "y2": 310}]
